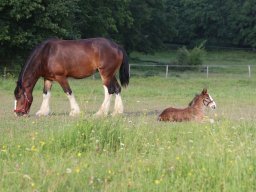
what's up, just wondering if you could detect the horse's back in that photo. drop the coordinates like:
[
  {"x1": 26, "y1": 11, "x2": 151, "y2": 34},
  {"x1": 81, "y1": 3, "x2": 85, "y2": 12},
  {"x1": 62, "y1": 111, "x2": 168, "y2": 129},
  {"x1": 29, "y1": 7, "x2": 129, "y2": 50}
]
[
  {"x1": 41, "y1": 38, "x2": 123, "y2": 79},
  {"x1": 158, "y1": 107, "x2": 178, "y2": 121}
]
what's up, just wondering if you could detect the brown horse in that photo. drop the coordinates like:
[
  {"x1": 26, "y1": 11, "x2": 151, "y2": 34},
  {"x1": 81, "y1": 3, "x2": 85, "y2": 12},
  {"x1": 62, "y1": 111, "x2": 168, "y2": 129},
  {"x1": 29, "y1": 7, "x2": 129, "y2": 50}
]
[
  {"x1": 158, "y1": 89, "x2": 216, "y2": 122},
  {"x1": 14, "y1": 38, "x2": 129, "y2": 116}
]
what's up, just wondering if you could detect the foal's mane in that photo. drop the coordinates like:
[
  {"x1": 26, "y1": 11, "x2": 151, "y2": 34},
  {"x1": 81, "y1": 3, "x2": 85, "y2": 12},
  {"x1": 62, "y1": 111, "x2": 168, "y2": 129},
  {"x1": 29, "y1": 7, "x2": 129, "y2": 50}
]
[{"x1": 188, "y1": 94, "x2": 200, "y2": 107}]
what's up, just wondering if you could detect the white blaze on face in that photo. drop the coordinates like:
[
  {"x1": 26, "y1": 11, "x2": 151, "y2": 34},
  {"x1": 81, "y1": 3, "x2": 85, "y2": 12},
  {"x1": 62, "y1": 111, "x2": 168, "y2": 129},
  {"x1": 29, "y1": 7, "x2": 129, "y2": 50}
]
[
  {"x1": 208, "y1": 94, "x2": 216, "y2": 109},
  {"x1": 14, "y1": 100, "x2": 17, "y2": 110}
]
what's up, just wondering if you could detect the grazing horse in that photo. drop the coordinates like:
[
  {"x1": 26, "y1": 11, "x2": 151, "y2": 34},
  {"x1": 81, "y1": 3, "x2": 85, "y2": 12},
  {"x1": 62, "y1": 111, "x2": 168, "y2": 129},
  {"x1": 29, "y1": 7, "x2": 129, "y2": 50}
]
[
  {"x1": 14, "y1": 38, "x2": 129, "y2": 116},
  {"x1": 158, "y1": 89, "x2": 216, "y2": 122}
]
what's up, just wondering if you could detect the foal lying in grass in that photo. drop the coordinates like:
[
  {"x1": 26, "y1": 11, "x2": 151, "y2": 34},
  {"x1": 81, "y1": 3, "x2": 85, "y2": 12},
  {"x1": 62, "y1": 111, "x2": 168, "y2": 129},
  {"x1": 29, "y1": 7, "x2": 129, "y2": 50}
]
[{"x1": 158, "y1": 89, "x2": 216, "y2": 122}]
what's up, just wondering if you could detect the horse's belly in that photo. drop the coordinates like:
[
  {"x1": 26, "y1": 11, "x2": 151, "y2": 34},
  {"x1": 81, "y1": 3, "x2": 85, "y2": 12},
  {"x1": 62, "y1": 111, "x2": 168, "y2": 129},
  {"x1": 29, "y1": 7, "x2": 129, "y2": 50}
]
[{"x1": 68, "y1": 67, "x2": 96, "y2": 78}]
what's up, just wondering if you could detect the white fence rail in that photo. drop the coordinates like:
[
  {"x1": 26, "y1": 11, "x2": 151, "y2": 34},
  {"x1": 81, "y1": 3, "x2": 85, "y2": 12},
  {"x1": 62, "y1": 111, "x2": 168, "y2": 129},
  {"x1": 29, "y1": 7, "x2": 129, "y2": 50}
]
[
  {"x1": 0, "y1": 64, "x2": 253, "y2": 79},
  {"x1": 129, "y1": 64, "x2": 253, "y2": 78}
]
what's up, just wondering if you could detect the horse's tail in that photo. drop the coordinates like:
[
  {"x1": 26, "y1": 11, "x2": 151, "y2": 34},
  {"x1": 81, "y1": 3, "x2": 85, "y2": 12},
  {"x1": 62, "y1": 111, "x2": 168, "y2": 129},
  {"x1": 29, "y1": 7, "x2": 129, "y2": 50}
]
[{"x1": 119, "y1": 47, "x2": 130, "y2": 87}]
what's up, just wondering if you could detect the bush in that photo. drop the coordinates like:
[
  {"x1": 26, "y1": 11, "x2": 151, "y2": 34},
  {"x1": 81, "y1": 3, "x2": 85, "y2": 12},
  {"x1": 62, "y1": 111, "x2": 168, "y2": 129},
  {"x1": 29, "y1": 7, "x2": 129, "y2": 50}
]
[{"x1": 176, "y1": 41, "x2": 206, "y2": 70}]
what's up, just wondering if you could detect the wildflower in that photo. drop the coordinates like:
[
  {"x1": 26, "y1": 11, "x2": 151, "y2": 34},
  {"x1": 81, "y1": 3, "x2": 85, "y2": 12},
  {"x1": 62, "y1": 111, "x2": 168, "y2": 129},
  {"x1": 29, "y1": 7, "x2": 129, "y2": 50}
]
[
  {"x1": 176, "y1": 156, "x2": 180, "y2": 161},
  {"x1": 77, "y1": 152, "x2": 82, "y2": 157},
  {"x1": 40, "y1": 141, "x2": 45, "y2": 147},
  {"x1": 66, "y1": 168, "x2": 72, "y2": 174},
  {"x1": 31, "y1": 145, "x2": 38, "y2": 152},
  {"x1": 75, "y1": 167, "x2": 80, "y2": 173},
  {"x1": 1, "y1": 145, "x2": 7, "y2": 152},
  {"x1": 154, "y1": 180, "x2": 160, "y2": 185}
]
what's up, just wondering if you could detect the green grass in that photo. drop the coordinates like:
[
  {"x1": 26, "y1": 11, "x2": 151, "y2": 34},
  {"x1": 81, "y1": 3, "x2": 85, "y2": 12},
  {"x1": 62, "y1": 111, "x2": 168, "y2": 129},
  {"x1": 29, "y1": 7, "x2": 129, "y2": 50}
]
[{"x1": 0, "y1": 74, "x2": 256, "y2": 191}]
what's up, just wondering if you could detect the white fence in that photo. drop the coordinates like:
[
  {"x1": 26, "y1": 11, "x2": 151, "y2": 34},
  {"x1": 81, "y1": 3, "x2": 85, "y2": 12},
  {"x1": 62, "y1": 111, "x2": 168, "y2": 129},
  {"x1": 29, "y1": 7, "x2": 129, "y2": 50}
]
[
  {"x1": 0, "y1": 64, "x2": 253, "y2": 79},
  {"x1": 129, "y1": 64, "x2": 253, "y2": 78}
]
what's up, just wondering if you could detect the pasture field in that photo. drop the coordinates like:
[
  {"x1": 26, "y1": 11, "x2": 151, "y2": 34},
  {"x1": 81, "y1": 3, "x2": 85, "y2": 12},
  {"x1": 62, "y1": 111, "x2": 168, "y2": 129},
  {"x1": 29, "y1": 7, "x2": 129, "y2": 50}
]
[{"x1": 0, "y1": 74, "x2": 256, "y2": 191}]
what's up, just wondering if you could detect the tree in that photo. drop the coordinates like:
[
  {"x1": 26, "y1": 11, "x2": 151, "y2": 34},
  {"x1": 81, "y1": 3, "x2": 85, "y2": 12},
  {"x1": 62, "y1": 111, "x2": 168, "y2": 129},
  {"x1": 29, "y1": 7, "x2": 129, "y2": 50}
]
[
  {"x1": 77, "y1": 0, "x2": 133, "y2": 40},
  {"x1": 0, "y1": 0, "x2": 80, "y2": 67},
  {"x1": 120, "y1": 0, "x2": 177, "y2": 53}
]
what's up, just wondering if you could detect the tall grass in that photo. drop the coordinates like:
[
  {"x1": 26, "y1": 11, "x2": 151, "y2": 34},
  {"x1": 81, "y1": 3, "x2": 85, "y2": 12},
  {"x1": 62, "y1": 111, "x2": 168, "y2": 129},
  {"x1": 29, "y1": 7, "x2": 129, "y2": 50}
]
[{"x1": 0, "y1": 75, "x2": 256, "y2": 191}]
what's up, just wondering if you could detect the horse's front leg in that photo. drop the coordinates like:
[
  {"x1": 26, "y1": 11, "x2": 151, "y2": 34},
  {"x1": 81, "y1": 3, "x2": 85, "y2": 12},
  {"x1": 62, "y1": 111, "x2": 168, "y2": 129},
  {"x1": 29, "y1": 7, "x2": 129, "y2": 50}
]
[
  {"x1": 66, "y1": 92, "x2": 80, "y2": 116},
  {"x1": 36, "y1": 79, "x2": 52, "y2": 116},
  {"x1": 57, "y1": 78, "x2": 80, "y2": 116}
]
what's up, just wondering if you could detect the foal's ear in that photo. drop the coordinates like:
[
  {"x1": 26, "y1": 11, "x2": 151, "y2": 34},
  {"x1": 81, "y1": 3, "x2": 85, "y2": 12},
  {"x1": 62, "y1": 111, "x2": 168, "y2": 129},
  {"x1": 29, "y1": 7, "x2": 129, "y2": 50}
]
[{"x1": 202, "y1": 88, "x2": 208, "y2": 95}]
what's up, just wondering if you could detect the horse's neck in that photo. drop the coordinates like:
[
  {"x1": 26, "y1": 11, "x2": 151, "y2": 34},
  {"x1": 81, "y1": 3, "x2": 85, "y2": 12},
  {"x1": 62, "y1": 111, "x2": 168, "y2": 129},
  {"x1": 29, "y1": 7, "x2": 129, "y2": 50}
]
[{"x1": 22, "y1": 74, "x2": 40, "y2": 93}]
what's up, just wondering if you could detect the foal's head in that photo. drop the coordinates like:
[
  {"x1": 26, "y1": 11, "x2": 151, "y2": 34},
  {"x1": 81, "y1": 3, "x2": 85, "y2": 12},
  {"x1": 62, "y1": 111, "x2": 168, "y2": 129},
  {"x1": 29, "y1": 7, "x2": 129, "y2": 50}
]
[{"x1": 189, "y1": 88, "x2": 216, "y2": 109}]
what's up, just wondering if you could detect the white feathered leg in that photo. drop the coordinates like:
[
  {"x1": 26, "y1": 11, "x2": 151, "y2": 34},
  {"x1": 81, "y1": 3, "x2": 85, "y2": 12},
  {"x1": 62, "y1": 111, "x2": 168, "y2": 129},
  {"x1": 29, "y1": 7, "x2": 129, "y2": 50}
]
[
  {"x1": 67, "y1": 92, "x2": 80, "y2": 116},
  {"x1": 95, "y1": 86, "x2": 112, "y2": 116},
  {"x1": 112, "y1": 93, "x2": 124, "y2": 116},
  {"x1": 36, "y1": 92, "x2": 51, "y2": 116}
]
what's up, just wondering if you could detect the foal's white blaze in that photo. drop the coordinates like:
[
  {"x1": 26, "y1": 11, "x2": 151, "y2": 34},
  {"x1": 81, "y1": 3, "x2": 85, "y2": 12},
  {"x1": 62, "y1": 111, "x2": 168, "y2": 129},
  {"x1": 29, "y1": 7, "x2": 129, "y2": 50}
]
[
  {"x1": 67, "y1": 93, "x2": 80, "y2": 116},
  {"x1": 36, "y1": 92, "x2": 51, "y2": 116},
  {"x1": 208, "y1": 94, "x2": 216, "y2": 109}
]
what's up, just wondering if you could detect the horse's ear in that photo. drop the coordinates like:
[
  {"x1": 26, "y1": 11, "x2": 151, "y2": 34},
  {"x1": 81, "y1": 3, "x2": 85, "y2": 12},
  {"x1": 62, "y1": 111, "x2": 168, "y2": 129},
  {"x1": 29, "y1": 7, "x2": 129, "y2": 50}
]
[{"x1": 202, "y1": 88, "x2": 207, "y2": 95}]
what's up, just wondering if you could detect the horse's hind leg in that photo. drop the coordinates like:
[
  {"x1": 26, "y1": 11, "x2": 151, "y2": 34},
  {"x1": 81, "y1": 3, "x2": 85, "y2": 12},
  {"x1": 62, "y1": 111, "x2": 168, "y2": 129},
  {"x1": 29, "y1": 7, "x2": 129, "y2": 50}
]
[
  {"x1": 95, "y1": 77, "x2": 123, "y2": 116},
  {"x1": 95, "y1": 85, "x2": 112, "y2": 116},
  {"x1": 36, "y1": 79, "x2": 52, "y2": 116},
  {"x1": 57, "y1": 77, "x2": 80, "y2": 116},
  {"x1": 111, "y1": 78, "x2": 123, "y2": 116}
]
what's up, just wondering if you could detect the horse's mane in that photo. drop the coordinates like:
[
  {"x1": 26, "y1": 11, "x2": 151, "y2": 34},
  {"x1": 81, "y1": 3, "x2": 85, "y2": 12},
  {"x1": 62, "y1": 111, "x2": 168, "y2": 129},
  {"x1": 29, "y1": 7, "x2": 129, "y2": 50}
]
[{"x1": 17, "y1": 38, "x2": 58, "y2": 87}]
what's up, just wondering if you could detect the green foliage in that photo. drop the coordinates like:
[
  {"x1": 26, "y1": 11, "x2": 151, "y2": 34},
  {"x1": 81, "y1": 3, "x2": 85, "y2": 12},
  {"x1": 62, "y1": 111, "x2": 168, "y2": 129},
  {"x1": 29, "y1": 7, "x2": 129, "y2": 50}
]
[
  {"x1": 0, "y1": 0, "x2": 80, "y2": 63},
  {"x1": 176, "y1": 41, "x2": 206, "y2": 68},
  {"x1": 1, "y1": 0, "x2": 256, "y2": 69}
]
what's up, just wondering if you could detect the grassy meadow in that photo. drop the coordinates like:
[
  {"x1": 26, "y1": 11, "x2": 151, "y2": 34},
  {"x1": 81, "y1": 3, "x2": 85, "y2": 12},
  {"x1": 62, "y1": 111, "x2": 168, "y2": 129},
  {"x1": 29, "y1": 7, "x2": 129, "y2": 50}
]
[{"x1": 0, "y1": 50, "x2": 256, "y2": 191}]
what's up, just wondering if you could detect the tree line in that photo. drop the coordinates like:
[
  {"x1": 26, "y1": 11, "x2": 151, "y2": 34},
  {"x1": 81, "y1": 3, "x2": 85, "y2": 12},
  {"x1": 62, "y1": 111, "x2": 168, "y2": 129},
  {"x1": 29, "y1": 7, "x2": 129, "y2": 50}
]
[{"x1": 1, "y1": 0, "x2": 255, "y2": 67}]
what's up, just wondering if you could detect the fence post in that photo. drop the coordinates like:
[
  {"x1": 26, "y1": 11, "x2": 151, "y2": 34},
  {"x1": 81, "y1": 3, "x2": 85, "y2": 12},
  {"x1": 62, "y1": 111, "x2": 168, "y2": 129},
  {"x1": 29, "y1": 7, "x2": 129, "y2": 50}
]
[
  {"x1": 206, "y1": 66, "x2": 209, "y2": 78},
  {"x1": 3, "y1": 67, "x2": 6, "y2": 79},
  {"x1": 248, "y1": 65, "x2": 251, "y2": 78},
  {"x1": 129, "y1": 64, "x2": 132, "y2": 77},
  {"x1": 165, "y1": 65, "x2": 169, "y2": 78}
]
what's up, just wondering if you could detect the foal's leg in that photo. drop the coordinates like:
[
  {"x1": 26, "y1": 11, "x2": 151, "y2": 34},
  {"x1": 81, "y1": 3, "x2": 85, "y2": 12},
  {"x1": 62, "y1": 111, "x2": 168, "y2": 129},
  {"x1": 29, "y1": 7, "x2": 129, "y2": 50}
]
[
  {"x1": 36, "y1": 79, "x2": 52, "y2": 116},
  {"x1": 57, "y1": 78, "x2": 80, "y2": 116}
]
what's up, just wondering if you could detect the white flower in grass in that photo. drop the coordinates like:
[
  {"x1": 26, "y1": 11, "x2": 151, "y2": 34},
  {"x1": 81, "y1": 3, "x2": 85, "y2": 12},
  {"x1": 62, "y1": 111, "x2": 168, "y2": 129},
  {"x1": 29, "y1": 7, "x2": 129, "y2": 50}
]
[{"x1": 66, "y1": 168, "x2": 72, "y2": 174}]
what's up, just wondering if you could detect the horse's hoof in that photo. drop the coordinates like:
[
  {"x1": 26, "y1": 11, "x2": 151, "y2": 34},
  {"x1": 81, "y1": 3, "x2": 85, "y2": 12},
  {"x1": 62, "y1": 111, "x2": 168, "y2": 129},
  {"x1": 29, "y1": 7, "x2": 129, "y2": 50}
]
[
  {"x1": 36, "y1": 110, "x2": 50, "y2": 116},
  {"x1": 94, "y1": 111, "x2": 108, "y2": 117},
  {"x1": 111, "y1": 111, "x2": 123, "y2": 116},
  {"x1": 69, "y1": 110, "x2": 80, "y2": 117}
]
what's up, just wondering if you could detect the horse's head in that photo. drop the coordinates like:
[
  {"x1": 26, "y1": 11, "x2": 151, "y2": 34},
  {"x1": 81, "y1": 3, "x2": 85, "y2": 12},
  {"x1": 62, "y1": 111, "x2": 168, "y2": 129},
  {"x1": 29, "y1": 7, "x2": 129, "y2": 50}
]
[
  {"x1": 201, "y1": 88, "x2": 216, "y2": 109},
  {"x1": 14, "y1": 81, "x2": 33, "y2": 116}
]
